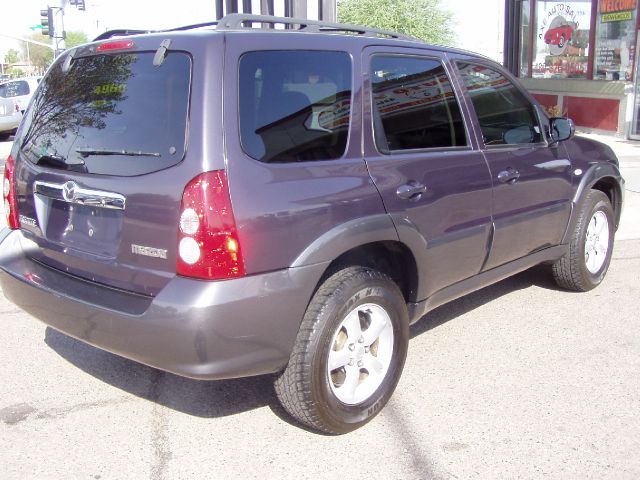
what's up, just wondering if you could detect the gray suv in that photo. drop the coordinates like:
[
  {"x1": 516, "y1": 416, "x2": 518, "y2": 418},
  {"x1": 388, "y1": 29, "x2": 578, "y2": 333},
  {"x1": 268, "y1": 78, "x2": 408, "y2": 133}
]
[{"x1": 0, "y1": 15, "x2": 625, "y2": 433}]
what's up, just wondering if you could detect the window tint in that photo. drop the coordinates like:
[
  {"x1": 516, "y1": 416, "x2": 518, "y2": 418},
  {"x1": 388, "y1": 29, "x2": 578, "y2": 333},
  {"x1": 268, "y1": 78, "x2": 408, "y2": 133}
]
[
  {"x1": 18, "y1": 52, "x2": 191, "y2": 176},
  {"x1": 239, "y1": 50, "x2": 351, "y2": 163},
  {"x1": 457, "y1": 63, "x2": 542, "y2": 146},
  {"x1": 370, "y1": 55, "x2": 466, "y2": 152},
  {"x1": 0, "y1": 80, "x2": 29, "y2": 98}
]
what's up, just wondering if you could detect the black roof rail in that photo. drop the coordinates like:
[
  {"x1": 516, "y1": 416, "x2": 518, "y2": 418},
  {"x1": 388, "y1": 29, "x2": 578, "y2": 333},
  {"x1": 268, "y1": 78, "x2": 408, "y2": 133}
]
[
  {"x1": 216, "y1": 14, "x2": 415, "y2": 41},
  {"x1": 165, "y1": 21, "x2": 218, "y2": 32},
  {"x1": 93, "y1": 22, "x2": 218, "y2": 42},
  {"x1": 93, "y1": 29, "x2": 153, "y2": 41}
]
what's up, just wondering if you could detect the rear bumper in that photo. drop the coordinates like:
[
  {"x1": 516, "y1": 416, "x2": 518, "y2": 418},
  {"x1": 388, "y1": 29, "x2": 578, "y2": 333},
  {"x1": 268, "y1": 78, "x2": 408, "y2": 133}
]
[{"x1": 0, "y1": 228, "x2": 326, "y2": 380}]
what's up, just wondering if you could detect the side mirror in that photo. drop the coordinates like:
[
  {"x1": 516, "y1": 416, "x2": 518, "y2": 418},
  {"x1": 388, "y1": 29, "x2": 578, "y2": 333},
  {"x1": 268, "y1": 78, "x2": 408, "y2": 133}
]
[{"x1": 549, "y1": 117, "x2": 575, "y2": 144}]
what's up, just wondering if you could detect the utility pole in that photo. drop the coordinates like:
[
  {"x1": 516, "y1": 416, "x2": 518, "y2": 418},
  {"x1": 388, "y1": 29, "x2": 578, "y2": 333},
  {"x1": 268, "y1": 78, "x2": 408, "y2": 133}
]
[{"x1": 56, "y1": 0, "x2": 66, "y2": 53}]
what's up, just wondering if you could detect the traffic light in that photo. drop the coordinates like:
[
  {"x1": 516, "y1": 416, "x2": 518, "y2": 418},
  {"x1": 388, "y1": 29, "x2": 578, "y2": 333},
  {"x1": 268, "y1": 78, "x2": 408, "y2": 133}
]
[
  {"x1": 69, "y1": 0, "x2": 86, "y2": 10},
  {"x1": 39, "y1": 7, "x2": 54, "y2": 38}
]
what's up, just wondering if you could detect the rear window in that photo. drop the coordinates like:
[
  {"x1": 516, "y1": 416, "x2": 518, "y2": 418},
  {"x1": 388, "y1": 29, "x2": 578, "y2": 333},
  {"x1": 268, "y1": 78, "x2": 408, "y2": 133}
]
[
  {"x1": 0, "y1": 80, "x2": 30, "y2": 98},
  {"x1": 239, "y1": 50, "x2": 352, "y2": 163},
  {"x1": 17, "y1": 51, "x2": 191, "y2": 176}
]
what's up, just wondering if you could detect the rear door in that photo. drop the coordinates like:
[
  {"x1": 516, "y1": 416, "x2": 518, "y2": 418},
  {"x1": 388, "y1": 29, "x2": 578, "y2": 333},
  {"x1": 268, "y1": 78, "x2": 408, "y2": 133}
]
[
  {"x1": 363, "y1": 47, "x2": 493, "y2": 299},
  {"x1": 12, "y1": 41, "x2": 198, "y2": 295},
  {"x1": 453, "y1": 60, "x2": 573, "y2": 270}
]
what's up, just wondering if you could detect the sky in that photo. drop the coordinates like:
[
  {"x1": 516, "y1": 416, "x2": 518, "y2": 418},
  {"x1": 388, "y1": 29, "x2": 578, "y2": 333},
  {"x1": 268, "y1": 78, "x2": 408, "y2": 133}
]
[
  {"x1": 1, "y1": 0, "x2": 229, "y2": 58},
  {"x1": 1, "y1": 0, "x2": 505, "y2": 63}
]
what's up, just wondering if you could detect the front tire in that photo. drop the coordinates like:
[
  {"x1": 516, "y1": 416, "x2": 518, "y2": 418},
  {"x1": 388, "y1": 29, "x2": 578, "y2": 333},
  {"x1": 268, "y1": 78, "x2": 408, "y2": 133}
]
[
  {"x1": 552, "y1": 190, "x2": 615, "y2": 291},
  {"x1": 274, "y1": 266, "x2": 409, "y2": 434}
]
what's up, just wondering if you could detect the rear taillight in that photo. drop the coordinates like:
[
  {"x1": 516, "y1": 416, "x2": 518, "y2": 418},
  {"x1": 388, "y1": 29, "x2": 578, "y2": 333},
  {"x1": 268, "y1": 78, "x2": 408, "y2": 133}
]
[
  {"x1": 3, "y1": 155, "x2": 19, "y2": 229},
  {"x1": 177, "y1": 170, "x2": 245, "y2": 280}
]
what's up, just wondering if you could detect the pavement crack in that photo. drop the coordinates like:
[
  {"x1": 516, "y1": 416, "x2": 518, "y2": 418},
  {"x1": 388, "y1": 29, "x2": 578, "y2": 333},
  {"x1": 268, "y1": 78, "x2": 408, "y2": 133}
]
[
  {"x1": 0, "y1": 403, "x2": 36, "y2": 425},
  {"x1": 149, "y1": 371, "x2": 172, "y2": 480},
  {"x1": 384, "y1": 402, "x2": 455, "y2": 479},
  {"x1": 1, "y1": 397, "x2": 132, "y2": 425}
]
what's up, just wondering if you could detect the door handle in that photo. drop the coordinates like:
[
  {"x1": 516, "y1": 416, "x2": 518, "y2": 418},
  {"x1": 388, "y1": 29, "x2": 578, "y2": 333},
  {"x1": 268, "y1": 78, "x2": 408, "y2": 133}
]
[
  {"x1": 396, "y1": 181, "x2": 427, "y2": 200},
  {"x1": 497, "y1": 168, "x2": 520, "y2": 184}
]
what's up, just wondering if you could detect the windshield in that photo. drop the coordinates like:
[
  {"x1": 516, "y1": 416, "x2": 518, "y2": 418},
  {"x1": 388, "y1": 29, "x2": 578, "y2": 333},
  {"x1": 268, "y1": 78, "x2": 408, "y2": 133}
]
[{"x1": 17, "y1": 51, "x2": 191, "y2": 176}]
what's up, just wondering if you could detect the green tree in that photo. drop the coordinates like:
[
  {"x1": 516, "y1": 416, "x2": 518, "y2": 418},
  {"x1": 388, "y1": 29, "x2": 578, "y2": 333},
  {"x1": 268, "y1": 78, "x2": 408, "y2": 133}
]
[
  {"x1": 18, "y1": 31, "x2": 88, "y2": 73},
  {"x1": 4, "y1": 48, "x2": 20, "y2": 65},
  {"x1": 65, "y1": 31, "x2": 89, "y2": 48},
  {"x1": 20, "y1": 33, "x2": 54, "y2": 72},
  {"x1": 337, "y1": 0, "x2": 455, "y2": 45}
]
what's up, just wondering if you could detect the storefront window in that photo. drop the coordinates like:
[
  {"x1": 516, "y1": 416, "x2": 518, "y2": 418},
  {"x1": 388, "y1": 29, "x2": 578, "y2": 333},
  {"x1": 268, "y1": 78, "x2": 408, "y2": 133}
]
[
  {"x1": 533, "y1": 1, "x2": 592, "y2": 78},
  {"x1": 594, "y1": 0, "x2": 637, "y2": 80}
]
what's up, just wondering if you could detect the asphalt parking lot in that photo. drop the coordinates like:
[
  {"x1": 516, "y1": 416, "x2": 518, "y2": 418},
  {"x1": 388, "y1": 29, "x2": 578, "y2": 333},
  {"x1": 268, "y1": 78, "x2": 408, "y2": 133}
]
[{"x1": 0, "y1": 134, "x2": 639, "y2": 479}]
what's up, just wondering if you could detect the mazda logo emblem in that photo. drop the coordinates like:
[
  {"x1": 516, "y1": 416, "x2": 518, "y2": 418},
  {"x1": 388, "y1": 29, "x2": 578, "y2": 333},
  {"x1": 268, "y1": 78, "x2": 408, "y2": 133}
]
[{"x1": 62, "y1": 181, "x2": 77, "y2": 202}]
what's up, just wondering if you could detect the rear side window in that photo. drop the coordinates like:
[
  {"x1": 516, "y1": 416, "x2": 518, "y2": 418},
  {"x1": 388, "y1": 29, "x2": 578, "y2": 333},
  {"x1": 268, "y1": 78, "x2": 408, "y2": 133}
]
[
  {"x1": 239, "y1": 50, "x2": 352, "y2": 163},
  {"x1": 18, "y1": 52, "x2": 191, "y2": 176},
  {"x1": 457, "y1": 63, "x2": 542, "y2": 146},
  {"x1": 370, "y1": 55, "x2": 467, "y2": 152},
  {"x1": 0, "y1": 80, "x2": 30, "y2": 98}
]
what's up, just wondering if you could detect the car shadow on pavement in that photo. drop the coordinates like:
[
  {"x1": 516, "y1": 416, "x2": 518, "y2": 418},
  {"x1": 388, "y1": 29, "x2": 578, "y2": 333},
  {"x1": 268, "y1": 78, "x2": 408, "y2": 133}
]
[
  {"x1": 410, "y1": 265, "x2": 558, "y2": 338},
  {"x1": 44, "y1": 327, "x2": 283, "y2": 420},
  {"x1": 43, "y1": 264, "x2": 557, "y2": 426}
]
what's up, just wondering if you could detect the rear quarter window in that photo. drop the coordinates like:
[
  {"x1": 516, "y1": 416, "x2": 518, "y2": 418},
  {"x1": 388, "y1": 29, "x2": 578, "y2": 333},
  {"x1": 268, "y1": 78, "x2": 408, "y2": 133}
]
[
  {"x1": 239, "y1": 50, "x2": 352, "y2": 163},
  {"x1": 17, "y1": 51, "x2": 191, "y2": 176}
]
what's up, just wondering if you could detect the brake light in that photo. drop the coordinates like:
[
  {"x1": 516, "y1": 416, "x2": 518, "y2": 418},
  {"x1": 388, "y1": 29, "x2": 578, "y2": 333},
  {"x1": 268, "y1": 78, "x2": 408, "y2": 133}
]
[
  {"x1": 96, "y1": 40, "x2": 134, "y2": 52},
  {"x1": 3, "y1": 155, "x2": 19, "y2": 229},
  {"x1": 177, "y1": 171, "x2": 245, "y2": 280}
]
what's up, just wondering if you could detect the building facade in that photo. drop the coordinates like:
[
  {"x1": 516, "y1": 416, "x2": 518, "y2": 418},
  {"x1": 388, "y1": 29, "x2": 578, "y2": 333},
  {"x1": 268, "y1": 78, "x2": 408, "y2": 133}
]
[{"x1": 505, "y1": 0, "x2": 640, "y2": 138}]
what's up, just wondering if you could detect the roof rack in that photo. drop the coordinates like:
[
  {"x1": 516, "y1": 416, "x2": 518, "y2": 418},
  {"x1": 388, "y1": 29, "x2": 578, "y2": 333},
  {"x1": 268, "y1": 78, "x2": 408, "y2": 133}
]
[
  {"x1": 91, "y1": 14, "x2": 415, "y2": 43},
  {"x1": 216, "y1": 14, "x2": 415, "y2": 40}
]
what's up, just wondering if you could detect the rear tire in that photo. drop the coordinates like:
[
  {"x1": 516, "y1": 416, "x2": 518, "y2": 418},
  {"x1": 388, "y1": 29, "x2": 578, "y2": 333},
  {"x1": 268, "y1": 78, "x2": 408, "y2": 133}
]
[
  {"x1": 274, "y1": 266, "x2": 409, "y2": 434},
  {"x1": 552, "y1": 190, "x2": 614, "y2": 291}
]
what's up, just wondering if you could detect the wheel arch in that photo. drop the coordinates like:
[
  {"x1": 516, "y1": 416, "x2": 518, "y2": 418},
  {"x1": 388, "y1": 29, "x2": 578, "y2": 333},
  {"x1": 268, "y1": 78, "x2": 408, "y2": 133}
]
[
  {"x1": 591, "y1": 176, "x2": 623, "y2": 229},
  {"x1": 564, "y1": 163, "x2": 625, "y2": 243},
  {"x1": 290, "y1": 214, "x2": 421, "y2": 304},
  {"x1": 322, "y1": 241, "x2": 419, "y2": 304}
]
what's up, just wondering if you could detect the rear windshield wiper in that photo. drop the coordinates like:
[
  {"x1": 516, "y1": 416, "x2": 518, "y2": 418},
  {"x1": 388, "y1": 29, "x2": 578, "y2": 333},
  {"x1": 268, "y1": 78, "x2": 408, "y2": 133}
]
[
  {"x1": 76, "y1": 148, "x2": 161, "y2": 158},
  {"x1": 37, "y1": 154, "x2": 86, "y2": 172}
]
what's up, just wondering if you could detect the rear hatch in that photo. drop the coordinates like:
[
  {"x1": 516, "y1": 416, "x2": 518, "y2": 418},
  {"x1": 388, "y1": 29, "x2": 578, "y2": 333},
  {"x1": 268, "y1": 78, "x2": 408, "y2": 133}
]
[{"x1": 12, "y1": 40, "x2": 193, "y2": 296}]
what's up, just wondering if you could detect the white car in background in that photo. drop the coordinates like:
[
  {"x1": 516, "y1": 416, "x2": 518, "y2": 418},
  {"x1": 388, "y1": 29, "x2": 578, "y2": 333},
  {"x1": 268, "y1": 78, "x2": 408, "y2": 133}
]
[
  {"x1": 0, "y1": 76, "x2": 42, "y2": 114},
  {"x1": 0, "y1": 96, "x2": 22, "y2": 141}
]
